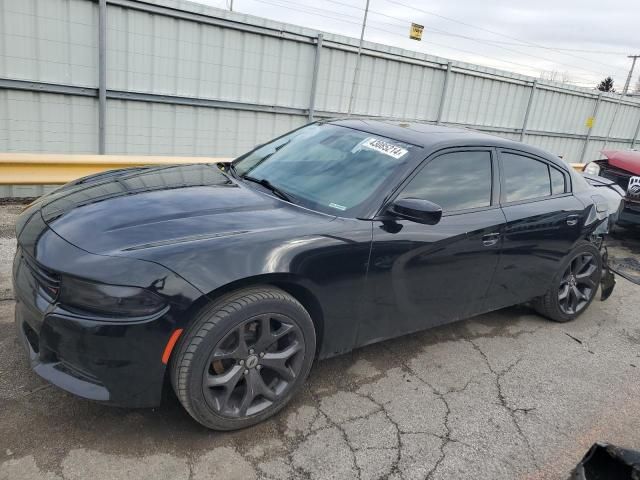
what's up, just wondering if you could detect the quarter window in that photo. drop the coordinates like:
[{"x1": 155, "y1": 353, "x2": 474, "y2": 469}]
[
  {"x1": 502, "y1": 153, "x2": 551, "y2": 202},
  {"x1": 399, "y1": 151, "x2": 492, "y2": 212},
  {"x1": 550, "y1": 167, "x2": 566, "y2": 195}
]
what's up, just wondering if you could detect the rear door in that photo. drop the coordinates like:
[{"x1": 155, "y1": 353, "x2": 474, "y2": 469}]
[
  {"x1": 359, "y1": 148, "x2": 505, "y2": 347},
  {"x1": 483, "y1": 150, "x2": 586, "y2": 311}
]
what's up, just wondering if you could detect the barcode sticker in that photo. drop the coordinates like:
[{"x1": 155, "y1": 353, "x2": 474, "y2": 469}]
[{"x1": 362, "y1": 138, "x2": 408, "y2": 159}]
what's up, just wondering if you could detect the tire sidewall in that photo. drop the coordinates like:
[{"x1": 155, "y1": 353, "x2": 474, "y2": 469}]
[{"x1": 173, "y1": 288, "x2": 316, "y2": 430}]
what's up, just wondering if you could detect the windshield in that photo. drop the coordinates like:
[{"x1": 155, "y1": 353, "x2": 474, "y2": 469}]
[{"x1": 233, "y1": 123, "x2": 419, "y2": 216}]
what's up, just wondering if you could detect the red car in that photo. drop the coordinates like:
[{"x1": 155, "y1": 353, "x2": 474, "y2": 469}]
[{"x1": 583, "y1": 150, "x2": 640, "y2": 226}]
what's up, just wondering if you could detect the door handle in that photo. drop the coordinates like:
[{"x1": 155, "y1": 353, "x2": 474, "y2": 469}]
[
  {"x1": 566, "y1": 215, "x2": 580, "y2": 226},
  {"x1": 482, "y1": 233, "x2": 500, "y2": 247}
]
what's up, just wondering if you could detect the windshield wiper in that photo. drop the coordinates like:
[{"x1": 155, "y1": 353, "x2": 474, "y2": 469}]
[
  {"x1": 242, "y1": 176, "x2": 293, "y2": 202},
  {"x1": 243, "y1": 140, "x2": 292, "y2": 173},
  {"x1": 226, "y1": 162, "x2": 239, "y2": 178}
]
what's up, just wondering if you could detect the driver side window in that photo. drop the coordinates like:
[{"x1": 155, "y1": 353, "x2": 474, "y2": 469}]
[{"x1": 399, "y1": 151, "x2": 493, "y2": 212}]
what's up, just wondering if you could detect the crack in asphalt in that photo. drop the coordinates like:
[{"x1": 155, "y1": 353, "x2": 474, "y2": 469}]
[
  {"x1": 584, "y1": 277, "x2": 638, "y2": 347},
  {"x1": 562, "y1": 287, "x2": 633, "y2": 357},
  {"x1": 380, "y1": 345, "x2": 452, "y2": 480},
  {"x1": 390, "y1": 358, "x2": 516, "y2": 478},
  {"x1": 286, "y1": 363, "x2": 469, "y2": 480},
  {"x1": 356, "y1": 391, "x2": 404, "y2": 480},
  {"x1": 279, "y1": 406, "x2": 317, "y2": 480},
  {"x1": 310, "y1": 390, "x2": 366, "y2": 480},
  {"x1": 381, "y1": 339, "x2": 530, "y2": 478},
  {"x1": 424, "y1": 405, "x2": 448, "y2": 480},
  {"x1": 467, "y1": 339, "x2": 540, "y2": 471}
]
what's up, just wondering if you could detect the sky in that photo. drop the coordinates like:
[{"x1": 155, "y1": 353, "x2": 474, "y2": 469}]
[{"x1": 189, "y1": 0, "x2": 640, "y2": 91}]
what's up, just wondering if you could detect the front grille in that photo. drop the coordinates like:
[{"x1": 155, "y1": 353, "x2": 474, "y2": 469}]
[
  {"x1": 22, "y1": 253, "x2": 60, "y2": 300},
  {"x1": 600, "y1": 166, "x2": 632, "y2": 192}
]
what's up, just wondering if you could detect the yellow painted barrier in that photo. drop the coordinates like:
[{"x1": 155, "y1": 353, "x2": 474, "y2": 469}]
[
  {"x1": 0, "y1": 153, "x2": 232, "y2": 185},
  {"x1": 0, "y1": 153, "x2": 585, "y2": 186}
]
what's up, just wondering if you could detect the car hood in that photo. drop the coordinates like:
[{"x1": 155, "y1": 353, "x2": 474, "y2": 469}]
[
  {"x1": 602, "y1": 150, "x2": 640, "y2": 176},
  {"x1": 35, "y1": 164, "x2": 333, "y2": 255}
]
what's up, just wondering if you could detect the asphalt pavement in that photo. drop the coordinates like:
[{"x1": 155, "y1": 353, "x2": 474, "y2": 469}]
[{"x1": 1, "y1": 202, "x2": 639, "y2": 480}]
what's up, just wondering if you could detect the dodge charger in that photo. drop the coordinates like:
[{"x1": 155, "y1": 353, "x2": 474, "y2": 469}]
[{"x1": 13, "y1": 119, "x2": 615, "y2": 430}]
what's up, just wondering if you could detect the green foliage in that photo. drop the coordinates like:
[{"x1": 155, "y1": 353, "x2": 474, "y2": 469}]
[{"x1": 597, "y1": 77, "x2": 615, "y2": 92}]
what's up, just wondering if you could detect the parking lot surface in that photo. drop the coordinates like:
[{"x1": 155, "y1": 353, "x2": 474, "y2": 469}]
[{"x1": 1, "y1": 202, "x2": 639, "y2": 480}]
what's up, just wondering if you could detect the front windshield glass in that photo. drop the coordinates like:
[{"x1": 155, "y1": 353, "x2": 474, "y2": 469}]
[{"x1": 233, "y1": 123, "x2": 418, "y2": 215}]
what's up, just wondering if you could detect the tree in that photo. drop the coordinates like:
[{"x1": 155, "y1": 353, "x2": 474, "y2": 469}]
[
  {"x1": 633, "y1": 76, "x2": 640, "y2": 95},
  {"x1": 597, "y1": 76, "x2": 615, "y2": 92}
]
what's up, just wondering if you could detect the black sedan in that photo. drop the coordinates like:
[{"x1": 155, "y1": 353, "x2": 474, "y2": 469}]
[{"x1": 13, "y1": 120, "x2": 615, "y2": 430}]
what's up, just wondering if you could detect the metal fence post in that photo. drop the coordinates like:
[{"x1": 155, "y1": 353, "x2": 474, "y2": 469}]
[
  {"x1": 436, "y1": 62, "x2": 452, "y2": 125},
  {"x1": 579, "y1": 92, "x2": 602, "y2": 164},
  {"x1": 308, "y1": 34, "x2": 323, "y2": 122},
  {"x1": 631, "y1": 114, "x2": 640, "y2": 149},
  {"x1": 519, "y1": 79, "x2": 537, "y2": 141},
  {"x1": 602, "y1": 93, "x2": 624, "y2": 150},
  {"x1": 347, "y1": 0, "x2": 370, "y2": 115},
  {"x1": 98, "y1": 0, "x2": 107, "y2": 154}
]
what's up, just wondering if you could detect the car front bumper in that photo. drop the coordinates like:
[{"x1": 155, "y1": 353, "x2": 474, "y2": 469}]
[
  {"x1": 11, "y1": 215, "x2": 202, "y2": 408},
  {"x1": 12, "y1": 247, "x2": 176, "y2": 408},
  {"x1": 14, "y1": 292, "x2": 171, "y2": 408}
]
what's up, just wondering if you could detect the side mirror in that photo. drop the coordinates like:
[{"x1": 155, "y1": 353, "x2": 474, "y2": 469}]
[{"x1": 389, "y1": 198, "x2": 443, "y2": 225}]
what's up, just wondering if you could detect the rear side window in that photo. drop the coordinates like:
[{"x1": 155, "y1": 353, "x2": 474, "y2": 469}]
[
  {"x1": 501, "y1": 153, "x2": 551, "y2": 202},
  {"x1": 550, "y1": 167, "x2": 566, "y2": 195},
  {"x1": 399, "y1": 151, "x2": 492, "y2": 212}
]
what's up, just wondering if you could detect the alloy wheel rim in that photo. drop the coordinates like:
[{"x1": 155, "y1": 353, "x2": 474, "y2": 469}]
[
  {"x1": 558, "y1": 253, "x2": 598, "y2": 315},
  {"x1": 202, "y1": 314, "x2": 305, "y2": 418}
]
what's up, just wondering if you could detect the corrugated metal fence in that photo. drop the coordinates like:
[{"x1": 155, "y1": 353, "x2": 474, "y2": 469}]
[{"x1": 2, "y1": 0, "x2": 640, "y2": 197}]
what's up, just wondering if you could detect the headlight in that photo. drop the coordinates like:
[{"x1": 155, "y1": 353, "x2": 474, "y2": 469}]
[
  {"x1": 59, "y1": 276, "x2": 167, "y2": 317},
  {"x1": 583, "y1": 162, "x2": 601, "y2": 176}
]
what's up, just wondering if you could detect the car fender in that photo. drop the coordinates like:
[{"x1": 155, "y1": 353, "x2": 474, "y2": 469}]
[{"x1": 124, "y1": 221, "x2": 374, "y2": 359}]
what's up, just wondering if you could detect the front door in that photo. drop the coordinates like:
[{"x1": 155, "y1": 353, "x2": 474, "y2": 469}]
[{"x1": 358, "y1": 148, "x2": 505, "y2": 348}]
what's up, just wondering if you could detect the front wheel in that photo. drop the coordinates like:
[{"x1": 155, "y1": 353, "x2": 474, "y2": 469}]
[
  {"x1": 171, "y1": 286, "x2": 316, "y2": 430},
  {"x1": 533, "y1": 243, "x2": 602, "y2": 323}
]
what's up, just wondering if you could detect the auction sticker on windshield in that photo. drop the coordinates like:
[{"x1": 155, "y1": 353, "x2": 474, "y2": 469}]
[{"x1": 362, "y1": 138, "x2": 408, "y2": 159}]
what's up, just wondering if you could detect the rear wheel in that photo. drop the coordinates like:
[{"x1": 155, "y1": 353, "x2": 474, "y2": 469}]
[
  {"x1": 533, "y1": 243, "x2": 602, "y2": 322},
  {"x1": 171, "y1": 286, "x2": 316, "y2": 430}
]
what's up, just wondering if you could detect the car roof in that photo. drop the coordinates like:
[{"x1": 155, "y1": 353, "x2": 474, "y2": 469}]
[{"x1": 326, "y1": 118, "x2": 568, "y2": 170}]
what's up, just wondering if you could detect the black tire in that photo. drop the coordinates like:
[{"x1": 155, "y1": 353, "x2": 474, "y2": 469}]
[
  {"x1": 533, "y1": 242, "x2": 602, "y2": 323},
  {"x1": 170, "y1": 286, "x2": 316, "y2": 430}
]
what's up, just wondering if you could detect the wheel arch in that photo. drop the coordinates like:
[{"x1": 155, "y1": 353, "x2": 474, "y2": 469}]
[
  {"x1": 160, "y1": 273, "x2": 326, "y2": 404},
  {"x1": 180, "y1": 273, "x2": 325, "y2": 358}
]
